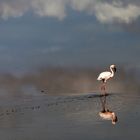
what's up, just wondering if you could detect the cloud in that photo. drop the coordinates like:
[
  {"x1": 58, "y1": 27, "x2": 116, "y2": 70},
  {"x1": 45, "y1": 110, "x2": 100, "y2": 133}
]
[
  {"x1": 0, "y1": 0, "x2": 140, "y2": 24},
  {"x1": 0, "y1": 0, "x2": 67, "y2": 20},
  {"x1": 31, "y1": 0, "x2": 67, "y2": 20},
  {"x1": 94, "y1": 2, "x2": 140, "y2": 24},
  {"x1": 0, "y1": 0, "x2": 29, "y2": 19}
]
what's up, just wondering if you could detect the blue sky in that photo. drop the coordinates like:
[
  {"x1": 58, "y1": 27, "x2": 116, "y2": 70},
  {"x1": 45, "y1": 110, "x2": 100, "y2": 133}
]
[{"x1": 0, "y1": 0, "x2": 140, "y2": 74}]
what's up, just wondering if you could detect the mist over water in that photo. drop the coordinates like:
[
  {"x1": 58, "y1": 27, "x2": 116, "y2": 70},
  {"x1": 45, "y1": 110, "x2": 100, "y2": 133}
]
[{"x1": 0, "y1": 66, "x2": 139, "y2": 98}]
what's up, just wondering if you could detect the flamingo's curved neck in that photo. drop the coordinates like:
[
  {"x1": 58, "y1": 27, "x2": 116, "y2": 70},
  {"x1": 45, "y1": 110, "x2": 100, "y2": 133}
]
[{"x1": 110, "y1": 67, "x2": 114, "y2": 77}]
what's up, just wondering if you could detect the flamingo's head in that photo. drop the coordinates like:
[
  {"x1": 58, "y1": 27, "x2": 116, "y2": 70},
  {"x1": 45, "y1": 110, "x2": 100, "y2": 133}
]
[{"x1": 110, "y1": 64, "x2": 116, "y2": 72}]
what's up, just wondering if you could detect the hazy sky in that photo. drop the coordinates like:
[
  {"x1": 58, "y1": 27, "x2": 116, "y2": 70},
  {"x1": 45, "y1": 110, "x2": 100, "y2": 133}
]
[{"x1": 0, "y1": 0, "x2": 140, "y2": 74}]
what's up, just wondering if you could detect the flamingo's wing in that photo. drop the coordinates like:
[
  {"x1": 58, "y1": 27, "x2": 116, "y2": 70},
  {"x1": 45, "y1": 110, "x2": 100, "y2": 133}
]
[{"x1": 97, "y1": 71, "x2": 111, "y2": 80}]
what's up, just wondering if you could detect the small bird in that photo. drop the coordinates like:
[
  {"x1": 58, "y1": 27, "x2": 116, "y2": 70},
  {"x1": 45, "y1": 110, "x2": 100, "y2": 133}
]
[{"x1": 97, "y1": 65, "x2": 116, "y2": 94}]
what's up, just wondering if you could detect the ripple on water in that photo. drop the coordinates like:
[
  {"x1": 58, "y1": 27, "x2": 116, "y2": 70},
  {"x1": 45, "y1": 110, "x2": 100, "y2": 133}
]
[{"x1": 0, "y1": 92, "x2": 140, "y2": 140}]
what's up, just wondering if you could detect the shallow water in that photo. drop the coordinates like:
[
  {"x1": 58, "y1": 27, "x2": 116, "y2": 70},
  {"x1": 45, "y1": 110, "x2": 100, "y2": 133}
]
[{"x1": 0, "y1": 92, "x2": 140, "y2": 140}]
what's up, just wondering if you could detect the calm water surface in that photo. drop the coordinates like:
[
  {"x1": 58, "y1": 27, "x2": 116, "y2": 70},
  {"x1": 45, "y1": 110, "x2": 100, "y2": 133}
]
[{"x1": 0, "y1": 91, "x2": 140, "y2": 140}]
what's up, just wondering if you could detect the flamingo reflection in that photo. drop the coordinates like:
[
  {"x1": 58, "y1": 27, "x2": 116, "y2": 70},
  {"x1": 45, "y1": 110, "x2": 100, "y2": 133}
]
[{"x1": 99, "y1": 95, "x2": 118, "y2": 125}]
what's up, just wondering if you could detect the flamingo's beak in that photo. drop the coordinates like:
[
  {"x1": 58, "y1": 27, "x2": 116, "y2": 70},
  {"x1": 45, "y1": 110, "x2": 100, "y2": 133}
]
[{"x1": 113, "y1": 67, "x2": 116, "y2": 72}]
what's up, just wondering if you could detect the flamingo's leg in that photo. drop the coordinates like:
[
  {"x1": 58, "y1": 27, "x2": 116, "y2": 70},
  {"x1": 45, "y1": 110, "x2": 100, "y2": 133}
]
[
  {"x1": 103, "y1": 83, "x2": 106, "y2": 95},
  {"x1": 100, "y1": 83, "x2": 106, "y2": 95}
]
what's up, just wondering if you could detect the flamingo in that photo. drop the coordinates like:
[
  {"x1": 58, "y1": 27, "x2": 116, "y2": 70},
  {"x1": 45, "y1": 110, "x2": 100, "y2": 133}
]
[
  {"x1": 99, "y1": 95, "x2": 118, "y2": 125},
  {"x1": 97, "y1": 64, "x2": 116, "y2": 94}
]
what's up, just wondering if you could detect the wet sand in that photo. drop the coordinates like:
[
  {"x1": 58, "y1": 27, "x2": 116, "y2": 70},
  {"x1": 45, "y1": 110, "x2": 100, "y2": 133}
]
[{"x1": 0, "y1": 92, "x2": 140, "y2": 140}]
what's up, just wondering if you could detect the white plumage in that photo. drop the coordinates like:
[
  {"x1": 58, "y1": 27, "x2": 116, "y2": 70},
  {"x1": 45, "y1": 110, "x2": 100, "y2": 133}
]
[
  {"x1": 97, "y1": 64, "x2": 116, "y2": 83},
  {"x1": 97, "y1": 71, "x2": 112, "y2": 82},
  {"x1": 97, "y1": 65, "x2": 116, "y2": 93}
]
